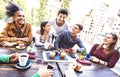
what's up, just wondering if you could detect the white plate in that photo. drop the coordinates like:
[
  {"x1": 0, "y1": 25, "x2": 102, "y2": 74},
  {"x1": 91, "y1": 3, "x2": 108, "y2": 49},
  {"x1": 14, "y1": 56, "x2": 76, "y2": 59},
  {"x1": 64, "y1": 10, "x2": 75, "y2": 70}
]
[
  {"x1": 35, "y1": 42, "x2": 44, "y2": 45},
  {"x1": 16, "y1": 46, "x2": 25, "y2": 50},
  {"x1": 15, "y1": 60, "x2": 31, "y2": 70}
]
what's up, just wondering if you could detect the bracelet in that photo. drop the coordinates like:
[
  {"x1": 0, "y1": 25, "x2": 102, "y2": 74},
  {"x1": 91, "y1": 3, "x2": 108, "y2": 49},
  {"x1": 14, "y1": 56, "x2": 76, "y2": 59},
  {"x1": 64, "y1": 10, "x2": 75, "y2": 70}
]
[{"x1": 104, "y1": 61, "x2": 107, "y2": 66}]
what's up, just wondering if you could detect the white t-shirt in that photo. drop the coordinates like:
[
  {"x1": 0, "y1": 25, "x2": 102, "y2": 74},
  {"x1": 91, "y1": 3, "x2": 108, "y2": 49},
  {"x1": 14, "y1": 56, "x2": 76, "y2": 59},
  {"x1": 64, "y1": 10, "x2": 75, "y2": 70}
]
[{"x1": 49, "y1": 18, "x2": 69, "y2": 36}]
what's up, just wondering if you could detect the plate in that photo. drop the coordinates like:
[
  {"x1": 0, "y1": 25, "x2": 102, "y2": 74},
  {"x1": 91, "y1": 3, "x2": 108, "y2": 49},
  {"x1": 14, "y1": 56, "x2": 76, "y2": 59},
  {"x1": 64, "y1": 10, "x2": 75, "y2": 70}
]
[
  {"x1": 15, "y1": 60, "x2": 31, "y2": 70},
  {"x1": 16, "y1": 46, "x2": 25, "y2": 50},
  {"x1": 43, "y1": 51, "x2": 73, "y2": 62},
  {"x1": 46, "y1": 52, "x2": 68, "y2": 60},
  {"x1": 74, "y1": 69, "x2": 83, "y2": 73},
  {"x1": 35, "y1": 42, "x2": 44, "y2": 47}
]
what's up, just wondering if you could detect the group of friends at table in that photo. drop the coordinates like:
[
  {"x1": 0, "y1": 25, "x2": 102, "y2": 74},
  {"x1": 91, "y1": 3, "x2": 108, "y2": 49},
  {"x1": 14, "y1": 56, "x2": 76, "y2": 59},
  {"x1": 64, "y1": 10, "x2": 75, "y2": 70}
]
[{"x1": 0, "y1": 1, "x2": 119, "y2": 77}]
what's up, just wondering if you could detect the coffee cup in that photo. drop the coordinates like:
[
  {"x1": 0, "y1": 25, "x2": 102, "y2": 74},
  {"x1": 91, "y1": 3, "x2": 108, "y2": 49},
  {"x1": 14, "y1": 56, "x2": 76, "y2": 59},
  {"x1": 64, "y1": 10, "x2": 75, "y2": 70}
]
[
  {"x1": 19, "y1": 44, "x2": 25, "y2": 48},
  {"x1": 19, "y1": 53, "x2": 29, "y2": 66}
]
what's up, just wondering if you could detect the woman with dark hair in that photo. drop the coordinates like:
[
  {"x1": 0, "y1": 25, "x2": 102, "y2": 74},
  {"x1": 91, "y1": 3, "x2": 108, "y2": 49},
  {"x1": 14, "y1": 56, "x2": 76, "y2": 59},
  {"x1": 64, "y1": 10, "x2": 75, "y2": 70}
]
[
  {"x1": 0, "y1": 1, "x2": 32, "y2": 47},
  {"x1": 89, "y1": 33, "x2": 120, "y2": 68},
  {"x1": 35, "y1": 21, "x2": 54, "y2": 49}
]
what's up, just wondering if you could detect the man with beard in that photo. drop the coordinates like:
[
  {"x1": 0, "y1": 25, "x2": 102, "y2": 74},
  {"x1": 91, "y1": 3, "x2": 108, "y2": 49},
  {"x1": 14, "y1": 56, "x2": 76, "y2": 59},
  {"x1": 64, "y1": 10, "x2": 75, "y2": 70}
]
[{"x1": 0, "y1": 1, "x2": 32, "y2": 47}]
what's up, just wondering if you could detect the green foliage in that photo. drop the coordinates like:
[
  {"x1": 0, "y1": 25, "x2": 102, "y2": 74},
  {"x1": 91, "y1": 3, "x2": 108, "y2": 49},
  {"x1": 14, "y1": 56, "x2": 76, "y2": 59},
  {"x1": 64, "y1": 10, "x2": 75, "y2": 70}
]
[
  {"x1": 0, "y1": 0, "x2": 6, "y2": 19},
  {"x1": 0, "y1": 0, "x2": 71, "y2": 26},
  {"x1": 60, "y1": 0, "x2": 72, "y2": 22},
  {"x1": 80, "y1": 50, "x2": 87, "y2": 56},
  {"x1": 14, "y1": 0, "x2": 26, "y2": 11},
  {"x1": 36, "y1": 0, "x2": 48, "y2": 26}
]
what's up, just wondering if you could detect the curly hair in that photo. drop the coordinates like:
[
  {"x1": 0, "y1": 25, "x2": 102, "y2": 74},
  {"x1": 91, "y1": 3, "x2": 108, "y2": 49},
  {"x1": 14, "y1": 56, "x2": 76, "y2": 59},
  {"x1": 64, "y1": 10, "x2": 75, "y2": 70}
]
[{"x1": 5, "y1": 1, "x2": 22, "y2": 18}]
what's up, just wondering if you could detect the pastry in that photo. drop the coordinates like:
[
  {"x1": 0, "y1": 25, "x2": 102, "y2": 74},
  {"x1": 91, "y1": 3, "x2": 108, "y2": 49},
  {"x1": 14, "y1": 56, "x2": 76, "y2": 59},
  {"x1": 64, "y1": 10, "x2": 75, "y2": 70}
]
[
  {"x1": 75, "y1": 64, "x2": 82, "y2": 71},
  {"x1": 49, "y1": 52, "x2": 56, "y2": 58},
  {"x1": 60, "y1": 52, "x2": 66, "y2": 59}
]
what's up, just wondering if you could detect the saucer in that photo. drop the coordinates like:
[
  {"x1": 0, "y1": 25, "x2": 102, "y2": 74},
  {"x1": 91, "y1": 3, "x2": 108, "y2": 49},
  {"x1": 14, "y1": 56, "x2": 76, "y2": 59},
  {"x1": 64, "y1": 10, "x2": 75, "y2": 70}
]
[
  {"x1": 16, "y1": 46, "x2": 25, "y2": 50},
  {"x1": 74, "y1": 69, "x2": 83, "y2": 73},
  {"x1": 15, "y1": 60, "x2": 31, "y2": 70},
  {"x1": 35, "y1": 42, "x2": 44, "y2": 47}
]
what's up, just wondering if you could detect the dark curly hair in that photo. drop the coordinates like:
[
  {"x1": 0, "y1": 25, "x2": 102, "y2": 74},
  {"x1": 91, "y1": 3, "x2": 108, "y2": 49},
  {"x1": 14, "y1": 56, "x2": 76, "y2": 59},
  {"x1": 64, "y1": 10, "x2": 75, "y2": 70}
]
[{"x1": 5, "y1": 1, "x2": 22, "y2": 18}]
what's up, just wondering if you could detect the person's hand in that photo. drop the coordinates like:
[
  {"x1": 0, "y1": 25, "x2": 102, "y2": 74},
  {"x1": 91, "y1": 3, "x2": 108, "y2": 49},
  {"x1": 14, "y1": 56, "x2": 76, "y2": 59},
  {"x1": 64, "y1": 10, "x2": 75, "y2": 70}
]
[
  {"x1": 18, "y1": 37, "x2": 31, "y2": 42},
  {"x1": 38, "y1": 69, "x2": 53, "y2": 77},
  {"x1": 49, "y1": 43, "x2": 54, "y2": 49},
  {"x1": 10, "y1": 53, "x2": 18, "y2": 63},
  {"x1": 90, "y1": 56, "x2": 99, "y2": 63},
  {"x1": 0, "y1": 41, "x2": 17, "y2": 47},
  {"x1": 72, "y1": 48, "x2": 77, "y2": 54}
]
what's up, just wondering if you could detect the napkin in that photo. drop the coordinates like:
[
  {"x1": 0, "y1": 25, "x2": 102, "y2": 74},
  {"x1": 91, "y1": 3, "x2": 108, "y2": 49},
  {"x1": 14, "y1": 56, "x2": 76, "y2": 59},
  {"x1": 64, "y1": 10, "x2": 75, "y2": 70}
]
[
  {"x1": 27, "y1": 52, "x2": 36, "y2": 59},
  {"x1": 76, "y1": 59, "x2": 92, "y2": 65}
]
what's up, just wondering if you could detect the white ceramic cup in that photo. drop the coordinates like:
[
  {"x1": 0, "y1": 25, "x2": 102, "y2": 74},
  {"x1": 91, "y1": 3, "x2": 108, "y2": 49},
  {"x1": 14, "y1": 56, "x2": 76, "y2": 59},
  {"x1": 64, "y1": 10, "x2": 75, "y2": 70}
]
[
  {"x1": 19, "y1": 53, "x2": 29, "y2": 66},
  {"x1": 19, "y1": 44, "x2": 25, "y2": 48}
]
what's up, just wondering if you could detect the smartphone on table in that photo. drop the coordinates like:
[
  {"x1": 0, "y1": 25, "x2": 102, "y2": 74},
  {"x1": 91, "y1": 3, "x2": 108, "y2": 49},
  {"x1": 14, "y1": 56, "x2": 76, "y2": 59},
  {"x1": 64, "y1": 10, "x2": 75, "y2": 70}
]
[{"x1": 47, "y1": 64, "x2": 55, "y2": 70}]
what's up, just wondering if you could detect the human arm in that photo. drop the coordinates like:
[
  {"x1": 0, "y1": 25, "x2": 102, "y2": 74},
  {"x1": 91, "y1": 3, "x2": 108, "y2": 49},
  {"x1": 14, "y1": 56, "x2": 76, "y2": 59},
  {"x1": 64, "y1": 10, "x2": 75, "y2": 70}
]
[
  {"x1": 90, "y1": 50, "x2": 120, "y2": 68},
  {"x1": 76, "y1": 39, "x2": 86, "y2": 53},
  {"x1": 105, "y1": 51, "x2": 119, "y2": 68},
  {"x1": 54, "y1": 31, "x2": 65, "y2": 49},
  {"x1": 32, "y1": 69, "x2": 53, "y2": 77},
  {"x1": 0, "y1": 53, "x2": 18, "y2": 63},
  {"x1": 0, "y1": 55, "x2": 10, "y2": 63}
]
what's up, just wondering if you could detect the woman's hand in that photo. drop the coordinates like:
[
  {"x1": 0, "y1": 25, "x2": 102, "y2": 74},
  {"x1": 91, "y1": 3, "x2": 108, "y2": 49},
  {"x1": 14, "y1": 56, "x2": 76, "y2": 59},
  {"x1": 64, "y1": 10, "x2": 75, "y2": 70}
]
[
  {"x1": 90, "y1": 56, "x2": 99, "y2": 63},
  {"x1": 10, "y1": 53, "x2": 18, "y2": 63},
  {"x1": 38, "y1": 69, "x2": 53, "y2": 77}
]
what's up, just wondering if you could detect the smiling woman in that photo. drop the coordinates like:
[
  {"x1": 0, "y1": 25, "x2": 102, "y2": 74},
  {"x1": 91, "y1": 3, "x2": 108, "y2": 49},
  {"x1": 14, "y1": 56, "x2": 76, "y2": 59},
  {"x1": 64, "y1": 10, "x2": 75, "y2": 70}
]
[{"x1": 89, "y1": 32, "x2": 119, "y2": 68}]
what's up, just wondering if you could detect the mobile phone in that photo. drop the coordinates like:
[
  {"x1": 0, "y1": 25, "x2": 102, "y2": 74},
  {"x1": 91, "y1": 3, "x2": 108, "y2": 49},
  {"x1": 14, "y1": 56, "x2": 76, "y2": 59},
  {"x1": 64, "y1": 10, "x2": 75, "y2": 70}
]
[
  {"x1": 69, "y1": 53, "x2": 76, "y2": 58},
  {"x1": 47, "y1": 64, "x2": 55, "y2": 70}
]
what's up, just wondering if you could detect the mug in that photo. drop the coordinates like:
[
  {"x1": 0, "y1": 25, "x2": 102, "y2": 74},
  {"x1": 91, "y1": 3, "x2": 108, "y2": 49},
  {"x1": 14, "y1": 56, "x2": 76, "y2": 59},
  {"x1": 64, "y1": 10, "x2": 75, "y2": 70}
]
[{"x1": 19, "y1": 53, "x2": 29, "y2": 66}]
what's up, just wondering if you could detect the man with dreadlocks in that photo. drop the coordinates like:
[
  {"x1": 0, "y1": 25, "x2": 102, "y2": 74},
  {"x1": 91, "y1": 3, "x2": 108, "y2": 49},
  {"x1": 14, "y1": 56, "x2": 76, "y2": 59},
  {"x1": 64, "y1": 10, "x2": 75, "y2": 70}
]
[{"x1": 0, "y1": 1, "x2": 32, "y2": 47}]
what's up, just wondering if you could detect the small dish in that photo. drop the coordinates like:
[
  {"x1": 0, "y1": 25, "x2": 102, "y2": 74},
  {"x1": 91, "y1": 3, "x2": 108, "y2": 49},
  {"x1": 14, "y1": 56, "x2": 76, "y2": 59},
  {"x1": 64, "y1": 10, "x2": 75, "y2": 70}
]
[
  {"x1": 16, "y1": 46, "x2": 25, "y2": 50},
  {"x1": 15, "y1": 60, "x2": 31, "y2": 70},
  {"x1": 74, "y1": 69, "x2": 83, "y2": 73},
  {"x1": 35, "y1": 42, "x2": 44, "y2": 47}
]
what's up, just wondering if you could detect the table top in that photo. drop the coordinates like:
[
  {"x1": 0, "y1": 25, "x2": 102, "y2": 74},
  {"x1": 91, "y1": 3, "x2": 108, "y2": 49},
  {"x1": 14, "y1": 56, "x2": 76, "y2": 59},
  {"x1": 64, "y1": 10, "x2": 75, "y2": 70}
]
[
  {"x1": 0, "y1": 46, "x2": 119, "y2": 77},
  {"x1": 57, "y1": 62, "x2": 119, "y2": 77},
  {"x1": 0, "y1": 46, "x2": 61, "y2": 77}
]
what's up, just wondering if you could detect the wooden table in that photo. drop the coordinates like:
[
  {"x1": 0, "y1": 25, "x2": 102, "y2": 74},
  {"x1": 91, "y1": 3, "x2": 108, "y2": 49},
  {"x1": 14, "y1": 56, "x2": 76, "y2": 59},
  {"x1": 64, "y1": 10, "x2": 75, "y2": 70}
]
[
  {"x1": 0, "y1": 46, "x2": 61, "y2": 77},
  {"x1": 57, "y1": 62, "x2": 119, "y2": 77}
]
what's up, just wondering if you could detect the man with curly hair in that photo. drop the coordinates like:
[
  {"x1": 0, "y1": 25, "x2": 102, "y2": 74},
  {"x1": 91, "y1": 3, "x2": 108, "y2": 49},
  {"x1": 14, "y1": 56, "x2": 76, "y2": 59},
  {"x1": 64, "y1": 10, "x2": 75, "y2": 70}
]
[{"x1": 0, "y1": 1, "x2": 32, "y2": 47}]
